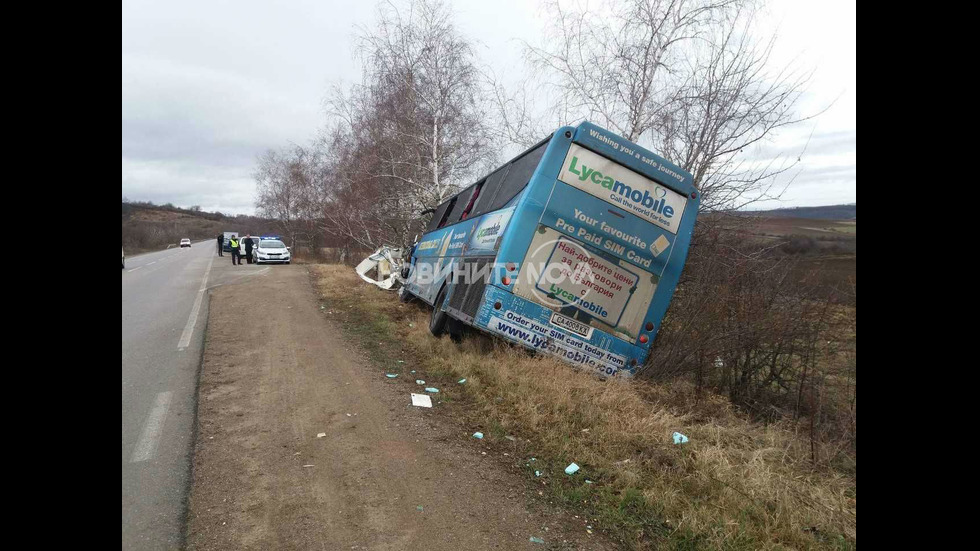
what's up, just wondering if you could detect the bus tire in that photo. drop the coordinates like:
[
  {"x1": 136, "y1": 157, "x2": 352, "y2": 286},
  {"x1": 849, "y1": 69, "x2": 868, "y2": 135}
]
[{"x1": 429, "y1": 286, "x2": 449, "y2": 337}]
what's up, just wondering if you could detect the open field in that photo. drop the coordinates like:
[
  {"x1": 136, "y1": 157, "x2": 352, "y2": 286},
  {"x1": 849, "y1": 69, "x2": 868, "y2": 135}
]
[{"x1": 311, "y1": 264, "x2": 856, "y2": 550}]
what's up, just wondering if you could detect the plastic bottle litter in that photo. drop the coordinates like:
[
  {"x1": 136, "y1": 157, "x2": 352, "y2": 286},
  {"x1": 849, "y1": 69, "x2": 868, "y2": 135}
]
[
  {"x1": 316, "y1": 432, "x2": 326, "y2": 438},
  {"x1": 458, "y1": 378, "x2": 466, "y2": 384},
  {"x1": 473, "y1": 432, "x2": 484, "y2": 439},
  {"x1": 672, "y1": 432, "x2": 689, "y2": 444},
  {"x1": 386, "y1": 374, "x2": 398, "y2": 378},
  {"x1": 530, "y1": 536, "x2": 545, "y2": 544},
  {"x1": 565, "y1": 462, "x2": 580, "y2": 475},
  {"x1": 416, "y1": 379, "x2": 425, "y2": 384},
  {"x1": 535, "y1": 470, "x2": 542, "y2": 477},
  {"x1": 424, "y1": 387, "x2": 439, "y2": 393}
]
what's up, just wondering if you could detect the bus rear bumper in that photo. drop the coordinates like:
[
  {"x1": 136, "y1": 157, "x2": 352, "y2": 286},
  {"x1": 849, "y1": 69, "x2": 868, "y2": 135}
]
[{"x1": 470, "y1": 284, "x2": 647, "y2": 378}]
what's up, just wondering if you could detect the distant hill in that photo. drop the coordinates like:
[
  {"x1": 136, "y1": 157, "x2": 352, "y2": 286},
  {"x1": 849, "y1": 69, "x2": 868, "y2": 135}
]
[
  {"x1": 744, "y1": 204, "x2": 856, "y2": 220},
  {"x1": 122, "y1": 202, "x2": 280, "y2": 254}
]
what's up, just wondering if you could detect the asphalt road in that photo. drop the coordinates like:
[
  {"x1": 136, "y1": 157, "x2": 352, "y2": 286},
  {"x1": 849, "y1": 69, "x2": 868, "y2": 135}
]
[{"x1": 122, "y1": 240, "x2": 267, "y2": 549}]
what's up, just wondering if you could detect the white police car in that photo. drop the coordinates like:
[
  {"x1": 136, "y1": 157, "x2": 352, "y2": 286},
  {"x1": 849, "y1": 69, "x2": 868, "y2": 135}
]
[{"x1": 254, "y1": 239, "x2": 291, "y2": 264}]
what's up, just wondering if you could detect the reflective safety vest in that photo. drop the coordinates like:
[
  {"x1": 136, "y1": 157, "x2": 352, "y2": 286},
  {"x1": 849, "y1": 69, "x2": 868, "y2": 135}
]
[{"x1": 230, "y1": 239, "x2": 239, "y2": 248}]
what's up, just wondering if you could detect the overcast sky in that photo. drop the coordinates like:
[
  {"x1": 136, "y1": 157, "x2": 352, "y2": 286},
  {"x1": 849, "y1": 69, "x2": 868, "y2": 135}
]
[{"x1": 121, "y1": 0, "x2": 855, "y2": 215}]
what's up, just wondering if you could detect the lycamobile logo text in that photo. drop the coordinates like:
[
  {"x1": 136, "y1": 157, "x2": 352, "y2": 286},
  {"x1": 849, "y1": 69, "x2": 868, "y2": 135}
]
[
  {"x1": 567, "y1": 156, "x2": 675, "y2": 219},
  {"x1": 475, "y1": 222, "x2": 501, "y2": 239}
]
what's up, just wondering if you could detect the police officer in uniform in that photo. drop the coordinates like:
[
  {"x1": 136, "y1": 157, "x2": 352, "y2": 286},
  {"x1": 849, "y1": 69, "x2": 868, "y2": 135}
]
[
  {"x1": 244, "y1": 234, "x2": 255, "y2": 264},
  {"x1": 230, "y1": 235, "x2": 240, "y2": 265}
]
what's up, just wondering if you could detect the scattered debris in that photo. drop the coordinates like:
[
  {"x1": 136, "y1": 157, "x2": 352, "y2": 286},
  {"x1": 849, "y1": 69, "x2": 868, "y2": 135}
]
[
  {"x1": 585, "y1": 480, "x2": 593, "y2": 484},
  {"x1": 504, "y1": 435, "x2": 516, "y2": 442},
  {"x1": 411, "y1": 393, "x2": 433, "y2": 408},
  {"x1": 346, "y1": 413, "x2": 352, "y2": 417},
  {"x1": 410, "y1": 370, "x2": 416, "y2": 373},
  {"x1": 672, "y1": 432, "x2": 689, "y2": 444},
  {"x1": 316, "y1": 433, "x2": 326, "y2": 438},
  {"x1": 529, "y1": 536, "x2": 545, "y2": 544},
  {"x1": 581, "y1": 428, "x2": 590, "y2": 433},
  {"x1": 535, "y1": 471, "x2": 542, "y2": 477},
  {"x1": 424, "y1": 387, "x2": 439, "y2": 393},
  {"x1": 473, "y1": 432, "x2": 484, "y2": 439},
  {"x1": 397, "y1": 360, "x2": 405, "y2": 363},
  {"x1": 385, "y1": 374, "x2": 398, "y2": 378},
  {"x1": 302, "y1": 465, "x2": 315, "y2": 468},
  {"x1": 416, "y1": 380, "x2": 425, "y2": 385},
  {"x1": 416, "y1": 505, "x2": 424, "y2": 512},
  {"x1": 458, "y1": 378, "x2": 466, "y2": 384},
  {"x1": 565, "y1": 463, "x2": 580, "y2": 475}
]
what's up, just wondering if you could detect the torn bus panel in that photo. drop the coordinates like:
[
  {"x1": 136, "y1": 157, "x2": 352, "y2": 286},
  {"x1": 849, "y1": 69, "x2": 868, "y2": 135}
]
[{"x1": 354, "y1": 246, "x2": 406, "y2": 290}]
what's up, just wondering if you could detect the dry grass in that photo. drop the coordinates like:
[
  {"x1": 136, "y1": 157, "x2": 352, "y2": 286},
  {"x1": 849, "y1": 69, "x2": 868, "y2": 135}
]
[{"x1": 311, "y1": 264, "x2": 856, "y2": 550}]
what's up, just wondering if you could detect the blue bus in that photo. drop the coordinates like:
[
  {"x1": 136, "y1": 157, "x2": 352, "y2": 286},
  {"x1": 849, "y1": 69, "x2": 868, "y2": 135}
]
[{"x1": 399, "y1": 122, "x2": 699, "y2": 377}]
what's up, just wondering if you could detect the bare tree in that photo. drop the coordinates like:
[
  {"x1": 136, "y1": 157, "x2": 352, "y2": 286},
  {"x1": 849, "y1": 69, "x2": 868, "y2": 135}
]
[
  {"x1": 314, "y1": 0, "x2": 497, "y2": 250},
  {"x1": 518, "y1": 0, "x2": 813, "y2": 211},
  {"x1": 335, "y1": 0, "x2": 494, "y2": 205}
]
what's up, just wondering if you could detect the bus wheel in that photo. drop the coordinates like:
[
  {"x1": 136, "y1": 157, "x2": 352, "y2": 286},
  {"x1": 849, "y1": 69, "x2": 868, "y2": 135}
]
[{"x1": 429, "y1": 286, "x2": 449, "y2": 337}]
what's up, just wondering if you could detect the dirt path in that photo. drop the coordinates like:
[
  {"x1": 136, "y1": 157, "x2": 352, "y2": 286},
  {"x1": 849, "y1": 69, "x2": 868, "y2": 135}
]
[{"x1": 185, "y1": 266, "x2": 615, "y2": 550}]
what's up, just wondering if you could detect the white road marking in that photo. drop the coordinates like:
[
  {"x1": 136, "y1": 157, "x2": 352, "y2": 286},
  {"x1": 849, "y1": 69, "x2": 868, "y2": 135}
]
[
  {"x1": 177, "y1": 255, "x2": 214, "y2": 350},
  {"x1": 131, "y1": 391, "x2": 173, "y2": 463},
  {"x1": 127, "y1": 266, "x2": 143, "y2": 273}
]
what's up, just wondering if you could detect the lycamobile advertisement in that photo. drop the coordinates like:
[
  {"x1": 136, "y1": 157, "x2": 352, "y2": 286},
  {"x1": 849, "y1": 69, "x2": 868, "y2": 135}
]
[
  {"x1": 466, "y1": 208, "x2": 514, "y2": 255},
  {"x1": 535, "y1": 236, "x2": 639, "y2": 326},
  {"x1": 475, "y1": 287, "x2": 627, "y2": 377},
  {"x1": 558, "y1": 143, "x2": 688, "y2": 234}
]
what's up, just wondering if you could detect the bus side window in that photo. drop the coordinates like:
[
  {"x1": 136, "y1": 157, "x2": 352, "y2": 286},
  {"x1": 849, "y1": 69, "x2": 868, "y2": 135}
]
[
  {"x1": 443, "y1": 183, "x2": 477, "y2": 226},
  {"x1": 473, "y1": 140, "x2": 549, "y2": 217},
  {"x1": 459, "y1": 182, "x2": 483, "y2": 220},
  {"x1": 435, "y1": 197, "x2": 457, "y2": 229},
  {"x1": 427, "y1": 199, "x2": 453, "y2": 232},
  {"x1": 467, "y1": 165, "x2": 508, "y2": 220}
]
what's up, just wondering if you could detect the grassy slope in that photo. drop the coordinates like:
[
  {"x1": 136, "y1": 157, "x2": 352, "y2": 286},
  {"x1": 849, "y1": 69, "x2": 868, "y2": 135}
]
[{"x1": 311, "y1": 265, "x2": 856, "y2": 550}]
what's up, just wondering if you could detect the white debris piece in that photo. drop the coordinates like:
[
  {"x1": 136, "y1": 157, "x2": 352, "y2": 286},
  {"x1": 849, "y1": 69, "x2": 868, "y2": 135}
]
[
  {"x1": 411, "y1": 393, "x2": 433, "y2": 408},
  {"x1": 354, "y1": 246, "x2": 405, "y2": 290}
]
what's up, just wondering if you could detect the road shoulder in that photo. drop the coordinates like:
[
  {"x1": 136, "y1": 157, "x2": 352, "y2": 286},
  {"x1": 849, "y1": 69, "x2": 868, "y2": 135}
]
[{"x1": 185, "y1": 265, "x2": 612, "y2": 550}]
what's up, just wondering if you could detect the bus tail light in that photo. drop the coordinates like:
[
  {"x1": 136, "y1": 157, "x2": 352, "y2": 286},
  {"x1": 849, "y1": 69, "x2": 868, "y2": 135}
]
[
  {"x1": 506, "y1": 263, "x2": 516, "y2": 272},
  {"x1": 639, "y1": 334, "x2": 648, "y2": 344},
  {"x1": 645, "y1": 322, "x2": 654, "y2": 331},
  {"x1": 502, "y1": 276, "x2": 512, "y2": 286}
]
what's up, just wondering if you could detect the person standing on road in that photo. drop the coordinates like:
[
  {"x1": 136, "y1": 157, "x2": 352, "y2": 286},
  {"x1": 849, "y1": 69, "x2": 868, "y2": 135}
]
[
  {"x1": 217, "y1": 234, "x2": 224, "y2": 256},
  {"x1": 230, "y1": 235, "x2": 240, "y2": 265},
  {"x1": 244, "y1": 234, "x2": 254, "y2": 264}
]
